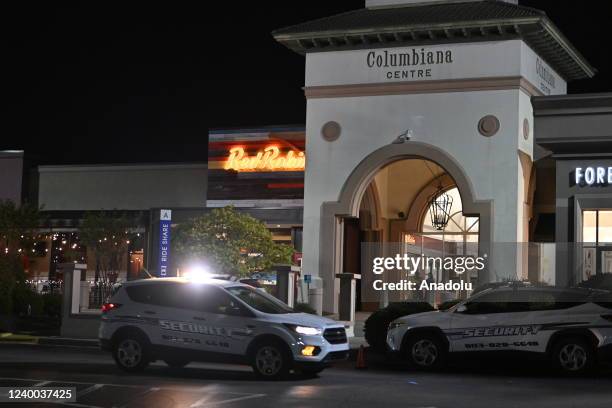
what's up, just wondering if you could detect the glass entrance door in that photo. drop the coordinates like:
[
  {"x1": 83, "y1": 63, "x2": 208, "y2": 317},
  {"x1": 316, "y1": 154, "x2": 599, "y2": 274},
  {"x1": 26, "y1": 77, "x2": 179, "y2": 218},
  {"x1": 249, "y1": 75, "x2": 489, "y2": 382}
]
[
  {"x1": 582, "y1": 210, "x2": 612, "y2": 280},
  {"x1": 600, "y1": 247, "x2": 612, "y2": 274}
]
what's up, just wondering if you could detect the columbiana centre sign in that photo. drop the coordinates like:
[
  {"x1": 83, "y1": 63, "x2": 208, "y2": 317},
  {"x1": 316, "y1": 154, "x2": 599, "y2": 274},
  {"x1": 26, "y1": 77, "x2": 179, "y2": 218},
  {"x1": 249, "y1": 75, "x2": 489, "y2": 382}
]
[
  {"x1": 305, "y1": 39, "x2": 566, "y2": 95},
  {"x1": 366, "y1": 48, "x2": 454, "y2": 80}
]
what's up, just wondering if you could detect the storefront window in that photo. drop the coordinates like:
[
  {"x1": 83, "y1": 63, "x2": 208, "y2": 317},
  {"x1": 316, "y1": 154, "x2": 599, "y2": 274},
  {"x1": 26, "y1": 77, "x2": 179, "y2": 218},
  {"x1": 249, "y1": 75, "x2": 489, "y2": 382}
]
[
  {"x1": 599, "y1": 211, "x2": 612, "y2": 245},
  {"x1": 582, "y1": 210, "x2": 612, "y2": 280},
  {"x1": 582, "y1": 210, "x2": 597, "y2": 244},
  {"x1": 582, "y1": 210, "x2": 612, "y2": 245}
]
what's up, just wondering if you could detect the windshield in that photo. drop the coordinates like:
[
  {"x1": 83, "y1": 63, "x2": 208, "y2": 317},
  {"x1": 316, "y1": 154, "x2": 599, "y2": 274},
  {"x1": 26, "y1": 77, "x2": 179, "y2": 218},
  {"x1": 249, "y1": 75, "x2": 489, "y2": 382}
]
[{"x1": 226, "y1": 286, "x2": 295, "y2": 314}]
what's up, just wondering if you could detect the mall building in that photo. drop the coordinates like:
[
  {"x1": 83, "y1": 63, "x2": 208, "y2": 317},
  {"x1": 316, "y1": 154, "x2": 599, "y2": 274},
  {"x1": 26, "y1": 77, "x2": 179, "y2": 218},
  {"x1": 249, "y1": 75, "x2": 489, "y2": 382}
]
[
  {"x1": 1, "y1": 0, "x2": 611, "y2": 320},
  {"x1": 271, "y1": 0, "x2": 612, "y2": 315}
]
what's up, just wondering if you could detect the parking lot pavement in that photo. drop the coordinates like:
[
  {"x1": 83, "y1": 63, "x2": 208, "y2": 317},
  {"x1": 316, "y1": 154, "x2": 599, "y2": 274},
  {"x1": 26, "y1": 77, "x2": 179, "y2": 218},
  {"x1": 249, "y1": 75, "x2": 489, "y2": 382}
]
[
  {"x1": 2, "y1": 344, "x2": 612, "y2": 408},
  {"x1": 0, "y1": 376, "x2": 267, "y2": 408}
]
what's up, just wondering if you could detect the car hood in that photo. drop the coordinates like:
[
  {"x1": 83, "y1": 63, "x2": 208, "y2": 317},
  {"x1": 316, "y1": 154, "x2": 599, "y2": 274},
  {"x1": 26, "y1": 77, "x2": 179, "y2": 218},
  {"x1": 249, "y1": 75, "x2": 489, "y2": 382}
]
[
  {"x1": 391, "y1": 310, "x2": 452, "y2": 326},
  {"x1": 263, "y1": 312, "x2": 343, "y2": 328}
]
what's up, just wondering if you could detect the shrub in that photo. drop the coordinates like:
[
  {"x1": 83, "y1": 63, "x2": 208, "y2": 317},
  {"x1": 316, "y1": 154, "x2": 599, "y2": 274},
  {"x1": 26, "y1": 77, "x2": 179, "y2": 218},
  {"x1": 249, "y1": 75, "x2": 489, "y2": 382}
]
[
  {"x1": 42, "y1": 293, "x2": 62, "y2": 319},
  {"x1": 364, "y1": 302, "x2": 434, "y2": 352},
  {"x1": 12, "y1": 283, "x2": 44, "y2": 316},
  {"x1": 293, "y1": 302, "x2": 317, "y2": 314},
  {"x1": 0, "y1": 255, "x2": 25, "y2": 314},
  {"x1": 578, "y1": 274, "x2": 612, "y2": 291}
]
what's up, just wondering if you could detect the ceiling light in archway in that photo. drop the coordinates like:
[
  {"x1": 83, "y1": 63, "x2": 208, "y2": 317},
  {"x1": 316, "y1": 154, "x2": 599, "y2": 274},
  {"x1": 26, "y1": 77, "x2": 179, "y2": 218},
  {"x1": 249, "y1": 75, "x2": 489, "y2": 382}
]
[{"x1": 429, "y1": 187, "x2": 453, "y2": 231}]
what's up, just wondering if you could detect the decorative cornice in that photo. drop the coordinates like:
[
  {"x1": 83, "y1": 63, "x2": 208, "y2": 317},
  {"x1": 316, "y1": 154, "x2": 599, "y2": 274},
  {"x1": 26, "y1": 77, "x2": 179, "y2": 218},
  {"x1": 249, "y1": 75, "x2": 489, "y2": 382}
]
[
  {"x1": 273, "y1": 2, "x2": 595, "y2": 81},
  {"x1": 304, "y1": 76, "x2": 543, "y2": 99}
]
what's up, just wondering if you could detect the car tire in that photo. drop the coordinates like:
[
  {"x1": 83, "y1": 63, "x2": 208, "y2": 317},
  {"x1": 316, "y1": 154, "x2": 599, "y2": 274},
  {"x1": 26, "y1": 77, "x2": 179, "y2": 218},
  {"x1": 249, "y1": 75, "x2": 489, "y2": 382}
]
[
  {"x1": 112, "y1": 332, "x2": 150, "y2": 373},
  {"x1": 164, "y1": 359, "x2": 190, "y2": 369},
  {"x1": 404, "y1": 333, "x2": 447, "y2": 370},
  {"x1": 250, "y1": 339, "x2": 292, "y2": 380},
  {"x1": 551, "y1": 336, "x2": 595, "y2": 375}
]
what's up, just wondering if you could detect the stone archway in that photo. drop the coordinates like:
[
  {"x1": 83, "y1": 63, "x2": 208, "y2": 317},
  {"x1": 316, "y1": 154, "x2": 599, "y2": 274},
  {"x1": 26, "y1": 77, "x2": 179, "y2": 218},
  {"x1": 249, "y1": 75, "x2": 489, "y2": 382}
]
[{"x1": 319, "y1": 141, "x2": 494, "y2": 314}]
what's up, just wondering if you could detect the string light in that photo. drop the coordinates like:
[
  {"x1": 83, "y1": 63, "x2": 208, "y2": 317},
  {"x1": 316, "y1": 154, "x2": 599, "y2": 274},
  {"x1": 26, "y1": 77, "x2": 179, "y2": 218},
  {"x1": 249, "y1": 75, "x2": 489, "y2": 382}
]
[{"x1": 5, "y1": 229, "x2": 144, "y2": 283}]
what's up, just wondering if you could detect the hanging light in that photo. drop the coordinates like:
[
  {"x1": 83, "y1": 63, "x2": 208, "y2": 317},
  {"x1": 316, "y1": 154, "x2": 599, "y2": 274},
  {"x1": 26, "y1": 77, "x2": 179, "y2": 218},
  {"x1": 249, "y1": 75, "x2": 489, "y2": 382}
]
[{"x1": 429, "y1": 187, "x2": 453, "y2": 231}]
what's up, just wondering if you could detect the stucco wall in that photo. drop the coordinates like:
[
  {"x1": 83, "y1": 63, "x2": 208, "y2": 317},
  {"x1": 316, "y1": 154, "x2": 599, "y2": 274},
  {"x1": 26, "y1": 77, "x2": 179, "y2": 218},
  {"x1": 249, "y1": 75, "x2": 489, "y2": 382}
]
[
  {"x1": 304, "y1": 89, "x2": 526, "y2": 311},
  {"x1": 38, "y1": 164, "x2": 208, "y2": 211}
]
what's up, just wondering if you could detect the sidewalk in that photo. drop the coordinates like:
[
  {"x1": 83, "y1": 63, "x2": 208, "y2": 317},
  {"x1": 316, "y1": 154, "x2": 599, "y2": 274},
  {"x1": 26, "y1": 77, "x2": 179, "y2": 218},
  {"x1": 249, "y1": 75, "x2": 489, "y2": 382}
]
[{"x1": 0, "y1": 333, "x2": 99, "y2": 348}]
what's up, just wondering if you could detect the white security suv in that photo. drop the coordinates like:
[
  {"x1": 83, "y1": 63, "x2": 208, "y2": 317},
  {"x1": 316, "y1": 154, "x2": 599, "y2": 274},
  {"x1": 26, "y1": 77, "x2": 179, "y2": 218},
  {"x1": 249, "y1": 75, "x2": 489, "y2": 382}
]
[
  {"x1": 386, "y1": 286, "x2": 612, "y2": 374},
  {"x1": 99, "y1": 278, "x2": 348, "y2": 378}
]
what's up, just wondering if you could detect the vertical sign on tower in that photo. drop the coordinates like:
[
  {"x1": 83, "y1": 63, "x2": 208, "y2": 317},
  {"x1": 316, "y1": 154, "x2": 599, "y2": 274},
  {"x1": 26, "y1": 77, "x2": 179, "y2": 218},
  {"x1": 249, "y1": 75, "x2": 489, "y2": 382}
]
[{"x1": 159, "y1": 209, "x2": 172, "y2": 277}]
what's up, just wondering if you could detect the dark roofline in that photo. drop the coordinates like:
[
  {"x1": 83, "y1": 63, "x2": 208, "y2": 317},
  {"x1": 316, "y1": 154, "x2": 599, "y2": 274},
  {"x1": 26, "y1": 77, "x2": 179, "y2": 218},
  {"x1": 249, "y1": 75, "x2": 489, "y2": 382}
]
[
  {"x1": 209, "y1": 125, "x2": 305, "y2": 135},
  {"x1": 533, "y1": 93, "x2": 612, "y2": 116},
  {"x1": 272, "y1": 1, "x2": 595, "y2": 81}
]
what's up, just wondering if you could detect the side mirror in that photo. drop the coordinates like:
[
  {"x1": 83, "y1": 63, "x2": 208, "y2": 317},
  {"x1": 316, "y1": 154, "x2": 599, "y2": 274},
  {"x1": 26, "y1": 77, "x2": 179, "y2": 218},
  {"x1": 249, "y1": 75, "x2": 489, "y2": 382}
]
[{"x1": 455, "y1": 304, "x2": 468, "y2": 313}]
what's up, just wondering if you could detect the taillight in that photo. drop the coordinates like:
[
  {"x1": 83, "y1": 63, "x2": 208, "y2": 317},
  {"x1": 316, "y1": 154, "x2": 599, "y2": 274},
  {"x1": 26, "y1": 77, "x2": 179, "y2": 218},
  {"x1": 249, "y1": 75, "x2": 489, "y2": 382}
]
[
  {"x1": 601, "y1": 314, "x2": 612, "y2": 322},
  {"x1": 101, "y1": 303, "x2": 121, "y2": 313}
]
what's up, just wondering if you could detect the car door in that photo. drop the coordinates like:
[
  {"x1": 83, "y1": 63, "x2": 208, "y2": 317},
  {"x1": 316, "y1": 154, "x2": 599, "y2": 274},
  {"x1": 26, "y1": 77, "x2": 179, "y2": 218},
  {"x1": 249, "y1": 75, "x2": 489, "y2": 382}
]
[
  {"x1": 519, "y1": 289, "x2": 587, "y2": 354},
  {"x1": 124, "y1": 282, "x2": 179, "y2": 348},
  {"x1": 450, "y1": 290, "x2": 516, "y2": 352},
  {"x1": 154, "y1": 282, "x2": 212, "y2": 352},
  {"x1": 478, "y1": 290, "x2": 537, "y2": 352},
  {"x1": 190, "y1": 285, "x2": 256, "y2": 356}
]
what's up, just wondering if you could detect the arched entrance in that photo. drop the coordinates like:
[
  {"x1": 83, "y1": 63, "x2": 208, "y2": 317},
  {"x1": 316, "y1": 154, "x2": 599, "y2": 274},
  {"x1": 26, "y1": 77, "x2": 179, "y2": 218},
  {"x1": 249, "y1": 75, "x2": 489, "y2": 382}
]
[{"x1": 319, "y1": 141, "x2": 493, "y2": 315}]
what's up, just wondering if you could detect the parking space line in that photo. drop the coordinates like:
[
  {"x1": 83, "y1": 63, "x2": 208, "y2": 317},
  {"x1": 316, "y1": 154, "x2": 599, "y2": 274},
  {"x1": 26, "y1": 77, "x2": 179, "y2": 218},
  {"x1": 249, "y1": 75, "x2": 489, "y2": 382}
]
[
  {"x1": 33, "y1": 380, "x2": 52, "y2": 386},
  {"x1": 77, "y1": 384, "x2": 104, "y2": 397},
  {"x1": 0, "y1": 377, "x2": 142, "y2": 389},
  {"x1": 190, "y1": 393, "x2": 266, "y2": 407},
  {"x1": 57, "y1": 402, "x2": 103, "y2": 408},
  {"x1": 116, "y1": 387, "x2": 160, "y2": 408}
]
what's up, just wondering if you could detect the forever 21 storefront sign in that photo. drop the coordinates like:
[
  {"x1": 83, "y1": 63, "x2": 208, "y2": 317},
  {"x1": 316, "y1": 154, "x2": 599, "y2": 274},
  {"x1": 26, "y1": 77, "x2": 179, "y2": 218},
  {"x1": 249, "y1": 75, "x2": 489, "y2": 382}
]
[
  {"x1": 575, "y1": 166, "x2": 612, "y2": 187},
  {"x1": 366, "y1": 48, "x2": 454, "y2": 80}
]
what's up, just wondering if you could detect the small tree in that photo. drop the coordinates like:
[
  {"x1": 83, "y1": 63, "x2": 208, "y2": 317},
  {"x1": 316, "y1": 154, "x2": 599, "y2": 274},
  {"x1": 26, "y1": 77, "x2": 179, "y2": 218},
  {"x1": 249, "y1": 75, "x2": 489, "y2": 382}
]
[
  {"x1": 0, "y1": 200, "x2": 39, "y2": 322},
  {"x1": 0, "y1": 199, "x2": 40, "y2": 254},
  {"x1": 173, "y1": 206, "x2": 294, "y2": 277},
  {"x1": 79, "y1": 212, "x2": 136, "y2": 284}
]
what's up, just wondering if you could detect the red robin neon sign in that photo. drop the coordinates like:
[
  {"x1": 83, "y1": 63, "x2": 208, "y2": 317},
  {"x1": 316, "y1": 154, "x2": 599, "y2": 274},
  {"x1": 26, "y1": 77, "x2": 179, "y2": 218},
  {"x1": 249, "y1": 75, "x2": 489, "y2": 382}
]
[{"x1": 224, "y1": 146, "x2": 305, "y2": 172}]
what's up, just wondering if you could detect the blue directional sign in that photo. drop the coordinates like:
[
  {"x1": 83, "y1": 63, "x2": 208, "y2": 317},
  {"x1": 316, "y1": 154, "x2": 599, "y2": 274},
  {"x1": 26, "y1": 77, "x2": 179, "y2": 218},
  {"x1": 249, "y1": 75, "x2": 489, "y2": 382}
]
[{"x1": 159, "y1": 209, "x2": 172, "y2": 277}]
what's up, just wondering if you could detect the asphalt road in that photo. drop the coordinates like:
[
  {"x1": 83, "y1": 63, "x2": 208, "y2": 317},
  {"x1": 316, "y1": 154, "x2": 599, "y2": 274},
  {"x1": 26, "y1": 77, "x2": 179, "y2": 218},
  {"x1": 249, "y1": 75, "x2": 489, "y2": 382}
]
[{"x1": 1, "y1": 344, "x2": 612, "y2": 408}]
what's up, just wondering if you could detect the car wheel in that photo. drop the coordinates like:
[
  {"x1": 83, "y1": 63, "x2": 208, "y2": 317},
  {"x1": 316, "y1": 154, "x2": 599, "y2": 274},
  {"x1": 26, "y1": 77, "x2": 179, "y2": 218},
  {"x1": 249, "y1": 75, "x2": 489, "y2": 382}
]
[
  {"x1": 164, "y1": 359, "x2": 190, "y2": 369},
  {"x1": 251, "y1": 340, "x2": 292, "y2": 380},
  {"x1": 113, "y1": 334, "x2": 150, "y2": 373},
  {"x1": 405, "y1": 334, "x2": 446, "y2": 370},
  {"x1": 551, "y1": 336, "x2": 595, "y2": 375}
]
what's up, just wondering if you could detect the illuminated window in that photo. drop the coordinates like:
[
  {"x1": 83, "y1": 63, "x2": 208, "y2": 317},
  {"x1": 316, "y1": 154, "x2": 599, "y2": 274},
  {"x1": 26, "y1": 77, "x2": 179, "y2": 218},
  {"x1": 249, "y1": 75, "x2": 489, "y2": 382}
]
[
  {"x1": 582, "y1": 210, "x2": 612, "y2": 245},
  {"x1": 582, "y1": 210, "x2": 612, "y2": 281},
  {"x1": 403, "y1": 187, "x2": 480, "y2": 290},
  {"x1": 422, "y1": 187, "x2": 479, "y2": 244}
]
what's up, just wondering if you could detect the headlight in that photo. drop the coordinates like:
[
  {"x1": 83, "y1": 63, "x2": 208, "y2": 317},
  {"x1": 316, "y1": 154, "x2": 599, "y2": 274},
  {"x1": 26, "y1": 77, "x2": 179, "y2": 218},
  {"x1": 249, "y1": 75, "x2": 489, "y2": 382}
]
[
  {"x1": 388, "y1": 322, "x2": 408, "y2": 331},
  {"x1": 285, "y1": 324, "x2": 322, "y2": 336}
]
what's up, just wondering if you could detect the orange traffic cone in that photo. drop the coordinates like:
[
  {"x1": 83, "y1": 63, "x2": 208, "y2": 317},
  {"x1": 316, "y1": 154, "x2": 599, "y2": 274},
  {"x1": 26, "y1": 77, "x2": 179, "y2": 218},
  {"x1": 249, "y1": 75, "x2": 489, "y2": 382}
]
[{"x1": 355, "y1": 345, "x2": 367, "y2": 369}]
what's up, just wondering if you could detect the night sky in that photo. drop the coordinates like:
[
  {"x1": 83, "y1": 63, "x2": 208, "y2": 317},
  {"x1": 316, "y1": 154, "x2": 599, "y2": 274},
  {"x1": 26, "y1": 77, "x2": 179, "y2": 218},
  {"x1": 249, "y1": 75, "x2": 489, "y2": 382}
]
[{"x1": 3, "y1": 1, "x2": 611, "y2": 165}]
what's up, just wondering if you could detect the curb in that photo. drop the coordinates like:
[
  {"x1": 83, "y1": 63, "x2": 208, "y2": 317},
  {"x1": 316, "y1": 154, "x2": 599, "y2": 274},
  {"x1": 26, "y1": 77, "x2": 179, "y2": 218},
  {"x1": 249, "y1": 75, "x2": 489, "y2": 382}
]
[{"x1": 38, "y1": 337, "x2": 99, "y2": 348}]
